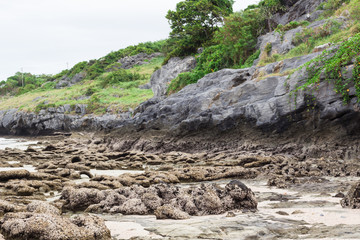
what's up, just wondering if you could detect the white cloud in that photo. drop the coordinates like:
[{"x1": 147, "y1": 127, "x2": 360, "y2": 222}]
[{"x1": 0, "y1": 0, "x2": 258, "y2": 81}]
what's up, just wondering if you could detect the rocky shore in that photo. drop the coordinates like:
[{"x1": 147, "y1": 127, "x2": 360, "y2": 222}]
[{"x1": 0, "y1": 135, "x2": 359, "y2": 239}]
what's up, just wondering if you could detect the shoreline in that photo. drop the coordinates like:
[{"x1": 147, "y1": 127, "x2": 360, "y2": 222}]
[{"x1": 0, "y1": 134, "x2": 359, "y2": 239}]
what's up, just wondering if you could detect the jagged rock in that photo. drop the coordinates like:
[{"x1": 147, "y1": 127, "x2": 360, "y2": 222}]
[
  {"x1": 273, "y1": 0, "x2": 325, "y2": 25},
  {"x1": 150, "y1": 56, "x2": 196, "y2": 98},
  {"x1": 341, "y1": 181, "x2": 360, "y2": 208},
  {"x1": 0, "y1": 200, "x2": 21, "y2": 215},
  {"x1": 0, "y1": 109, "x2": 124, "y2": 135},
  {"x1": 0, "y1": 212, "x2": 111, "y2": 240},
  {"x1": 110, "y1": 52, "x2": 163, "y2": 71},
  {"x1": 55, "y1": 72, "x2": 86, "y2": 89},
  {"x1": 154, "y1": 204, "x2": 190, "y2": 220},
  {"x1": 61, "y1": 182, "x2": 257, "y2": 218},
  {"x1": 61, "y1": 187, "x2": 104, "y2": 211},
  {"x1": 27, "y1": 201, "x2": 61, "y2": 215},
  {"x1": 0, "y1": 170, "x2": 30, "y2": 181}
]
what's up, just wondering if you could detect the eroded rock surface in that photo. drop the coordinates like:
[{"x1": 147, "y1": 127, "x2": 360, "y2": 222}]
[
  {"x1": 61, "y1": 181, "x2": 257, "y2": 219},
  {"x1": 150, "y1": 56, "x2": 196, "y2": 98},
  {"x1": 0, "y1": 202, "x2": 111, "y2": 240},
  {"x1": 341, "y1": 181, "x2": 360, "y2": 209}
]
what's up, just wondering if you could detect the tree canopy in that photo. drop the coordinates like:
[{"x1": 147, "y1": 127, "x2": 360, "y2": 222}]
[{"x1": 166, "y1": 0, "x2": 234, "y2": 56}]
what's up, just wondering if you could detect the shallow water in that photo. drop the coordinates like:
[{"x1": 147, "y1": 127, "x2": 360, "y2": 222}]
[
  {"x1": 0, "y1": 165, "x2": 37, "y2": 172},
  {"x1": 0, "y1": 137, "x2": 38, "y2": 150}
]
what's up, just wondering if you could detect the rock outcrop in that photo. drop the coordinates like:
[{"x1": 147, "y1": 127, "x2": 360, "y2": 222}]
[
  {"x1": 0, "y1": 109, "x2": 125, "y2": 135},
  {"x1": 132, "y1": 52, "x2": 358, "y2": 134},
  {"x1": 341, "y1": 182, "x2": 360, "y2": 209},
  {"x1": 150, "y1": 56, "x2": 196, "y2": 98},
  {"x1": 113, "y1": 52, "x2": 163, "y2": 70},
  {"x1": 273, "y1": 0, "x2": 325, "y2": 25},
  {"x1": 0, "y1": 202, "x2": 111, "y2": 240},
  {"x1": 55, "y1": 72, "x2": 86, "y2": 89},
  {"x1": 61, "y1": 181, "x2": 257, "y2": 219}
]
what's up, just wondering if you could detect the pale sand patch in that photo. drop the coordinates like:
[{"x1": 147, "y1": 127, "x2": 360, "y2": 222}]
[{"x1": 106, "y1": 221, "x2": 161, "y2": 239}]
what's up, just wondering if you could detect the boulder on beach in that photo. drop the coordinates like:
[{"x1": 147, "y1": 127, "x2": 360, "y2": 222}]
[
  {"x1": 0, "y1": 202, "x2": 111, "y2": 240},
  {"x1": 341, "y1": 181, "x2": 360, "y2": 209}
]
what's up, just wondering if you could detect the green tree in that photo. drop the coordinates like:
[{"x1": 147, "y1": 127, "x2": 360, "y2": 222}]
[
  {"x1": 218, "y1": 6, "x2": 264, "y2": 65},
  {"x1": 166, "y1": 0, "x2": 234, "y2": 56},
  {"x1": 259, "y1": 0, "x2": 284, "y2": 31}
]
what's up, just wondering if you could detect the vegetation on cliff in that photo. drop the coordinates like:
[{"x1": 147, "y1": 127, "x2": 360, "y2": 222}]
[
  {"x1": 168, "y1": 0, "x2": 360, "y2": 93},
  {"x1": 1, "y1": 0, "x2": 359, "y2": 114}
]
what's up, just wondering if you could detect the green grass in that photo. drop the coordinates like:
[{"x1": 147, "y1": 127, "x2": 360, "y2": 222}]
[
  {"x1": 0, "y1": 57, "x2": 163, "y2": 114},
  {"x1": 258, "y1": 19, "x2": 356, "y2": 67}
]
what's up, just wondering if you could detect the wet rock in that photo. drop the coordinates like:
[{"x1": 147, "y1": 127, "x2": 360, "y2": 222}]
[
  {"x1": 27, "y1": 201, "x2": 61, "y2": 215},
  {"x1": 71, "y1": 156, "x2": 82, "y2": 163},
  {"x1": 341, "y1": 181, "x2": 360, "y2": 209},
  {"x1": 0, "y1": 200, "x2": 21, "y2": 215},
  {"x1": 61, "y1": 187, "x2": 104, "y2": 211},
  {"x1": 117, "y1": 198, "x2": 148, "y2": 215},
  {"x1": 276, "y1": 211, "x2": 289, "y2": 216},
  {"x1": 334, "y1": 192, "x2": 345, "y2": 198},
  {"x1": 62, "y1": 182, "x2": 257, "y2": 218},
  {"x1": 292, "y1": 210, "x2": 304, "y2": 215},
  {"x1": 25, "y1": 147, "x2": 37, "y2": 153},
  {"x1": 226, "y1": 211, "x2": 236, "y2": 217},
  {"x1": 0, "y1": 170, "x2": 30, "y2": 181},
  {"x1": 155, "y1": 204, "x2": 190, "y2": 220},
  {"x1": 267, "y1": 175, "x2": 299, "y2": 188},
  {"x1": 16, "y1": 186, "x2": 36, "y2": 196},
  {"x1": 43, "y1": 145, "x2": 57, "y2": 151},
  {"x1": 0, "y1": 212, "x2": 111, "y2": 240},
  {"x1": 141, "y1": 193, "x2": 162, "y2": 211}
]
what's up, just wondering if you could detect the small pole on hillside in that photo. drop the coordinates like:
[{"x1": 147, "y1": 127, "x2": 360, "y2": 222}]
[{"x1": 21, "y1": 67, "x2": 24, "y2": 87}]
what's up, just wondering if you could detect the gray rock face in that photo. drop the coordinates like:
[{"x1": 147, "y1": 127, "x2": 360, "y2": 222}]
[
  {"x1": 132, "y1": 50, "x2": 359, "y2": 136},
  {"x1": 55, "y1": 72, "x2": 86, "y2": 89},
  {"x1": 273, "y1": 0, "x2": 325, "y2": 25},
  {"x1": 150, "y1": 56, "x2": 196, "y2": 98},
  {"x1": 257, "y1": 27, "x2": 303, "y2": 56},
  {"x1": 0, "y1": 108, "x2": 125, "y2": 135}
]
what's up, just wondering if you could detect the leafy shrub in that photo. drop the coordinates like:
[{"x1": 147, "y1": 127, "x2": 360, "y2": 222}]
[
  {"x1": 167, "y1": 70, "x2": 206, "y2": 94},
  {"x1": 291, "y1": 33, "x2": 360, "y2": 103},
  {"x1": 35, "y1": 103, "x2": 56, "y2": 113},
  {"x1": 40, "y1": 82, "x2": 56, "y2": 90},
  {"x1": 99, "y1": 69, "x2": 145, "y2": 88},
  {"x1": 241, "y1": 50, "x2": 261, "y2": 68},
  {"x1": 67, "y1": 61, "x2": 87, "y2": 79},
  {"x1": 87, "y1": 95, "x2": 104, "y2": 114},
  {"x1": 84, "y1": 87, "x2": 98, "y2": 96}
]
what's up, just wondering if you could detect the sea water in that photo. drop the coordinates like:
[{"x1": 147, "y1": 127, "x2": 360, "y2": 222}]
[{"x1": 0, "y1": 137, "x2": 38, "y2": 150}]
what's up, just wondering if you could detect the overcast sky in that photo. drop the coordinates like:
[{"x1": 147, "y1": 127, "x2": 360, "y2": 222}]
[{"x1": 0, "y1": 0, "x2": 258, "y2": 81}]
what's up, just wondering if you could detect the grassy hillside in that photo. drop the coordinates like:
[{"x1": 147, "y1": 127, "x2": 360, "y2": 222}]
[{"x1": 0, "y1": 56, "x2": 164, "y2": 114}]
